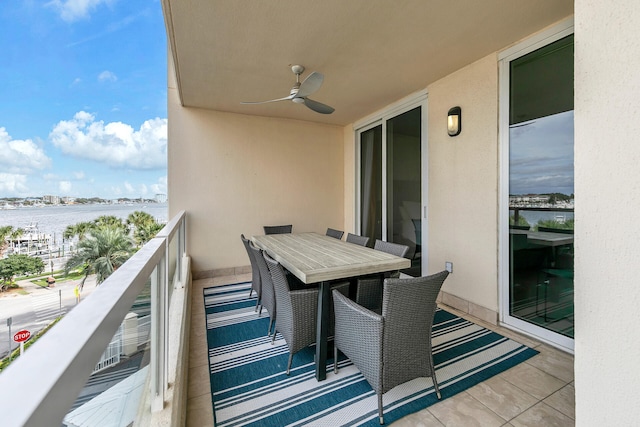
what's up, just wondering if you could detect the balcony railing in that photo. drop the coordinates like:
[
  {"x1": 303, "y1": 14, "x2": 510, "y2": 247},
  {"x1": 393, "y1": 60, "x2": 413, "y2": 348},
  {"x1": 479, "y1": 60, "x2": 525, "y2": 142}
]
[{"x1": 0, "y1": 211, "x2": 190, "y2": 427}]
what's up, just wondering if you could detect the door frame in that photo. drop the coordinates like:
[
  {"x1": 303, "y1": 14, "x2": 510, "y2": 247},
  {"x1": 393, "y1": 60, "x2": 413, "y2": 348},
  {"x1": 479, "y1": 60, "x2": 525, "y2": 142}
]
[
  {"x1": 498, "y1": 18, "x2": 575, "y2": 352},
  {"x1": 354, "y1": 90, "x2": 429, "y2": 274}
]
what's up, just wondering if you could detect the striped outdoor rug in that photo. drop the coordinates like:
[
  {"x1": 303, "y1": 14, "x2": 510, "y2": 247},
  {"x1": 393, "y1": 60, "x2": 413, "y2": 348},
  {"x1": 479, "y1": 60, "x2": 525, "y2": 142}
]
[{"x1": 205, "y1": 282, "x2": 538, "y2": 427}]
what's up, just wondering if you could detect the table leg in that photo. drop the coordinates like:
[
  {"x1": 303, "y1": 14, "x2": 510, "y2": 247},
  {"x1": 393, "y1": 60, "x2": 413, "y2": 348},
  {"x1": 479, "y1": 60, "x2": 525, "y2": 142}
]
[{"x1": 315, "y1": 280, "x2": 330, "y2": 381}]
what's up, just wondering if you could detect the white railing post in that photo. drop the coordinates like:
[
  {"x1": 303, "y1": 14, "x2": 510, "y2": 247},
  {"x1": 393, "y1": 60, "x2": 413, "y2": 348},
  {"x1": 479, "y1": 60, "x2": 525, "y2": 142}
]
[{"x1": 150, "y1": 253, "x2": 167, "y2": 412}]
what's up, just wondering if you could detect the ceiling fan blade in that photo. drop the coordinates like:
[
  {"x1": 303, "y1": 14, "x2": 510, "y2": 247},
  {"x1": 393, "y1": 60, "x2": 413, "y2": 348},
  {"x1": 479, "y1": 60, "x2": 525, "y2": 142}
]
[
  {"x1": 296, "y1": 72, "x2": 324, "y2": 98},
  {"x1": 303, "y1": 98, "x2": 335, "y2": 114},
  {"x1": 241, "y1": 95, "x2": 294, "y2": 105}
]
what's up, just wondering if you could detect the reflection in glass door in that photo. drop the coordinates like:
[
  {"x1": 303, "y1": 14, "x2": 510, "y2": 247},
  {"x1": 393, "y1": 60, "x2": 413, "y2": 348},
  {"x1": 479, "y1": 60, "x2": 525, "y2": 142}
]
[
  {"x1": 359, "y1": 107, "x2": 422, "y2": 276},
  {"x1": 505, "y1": 34, "x2": 574, "y2": 347}
]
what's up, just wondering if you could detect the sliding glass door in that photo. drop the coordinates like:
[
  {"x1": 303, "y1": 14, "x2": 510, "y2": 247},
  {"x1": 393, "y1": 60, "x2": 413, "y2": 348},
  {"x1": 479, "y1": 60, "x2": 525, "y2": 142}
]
[
  {"x1": 500, "y1": 26, "x2": 574, "y2": 350},
  {"x1": 358, "y1": 105, "x2": 424, "y2": 276}
]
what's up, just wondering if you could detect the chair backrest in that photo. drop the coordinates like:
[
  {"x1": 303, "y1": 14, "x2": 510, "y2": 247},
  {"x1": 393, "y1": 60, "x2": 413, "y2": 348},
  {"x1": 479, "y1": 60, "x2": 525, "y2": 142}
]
[
  {"x1": 326, "y1": 228, "x2": 344, "y2": 239},
  {"x1": 373, "y1": 239, "x2": 409, "y2": 258},
  {"x1": 241, "y1": 234, "x2": 261, "y2": 290},
  {"x1": 380, "y1": 271, "x2": 449, "y2": 393},
  {"x1": 263, "y1": 252, "x2": 293, "y2": 329},
  {"x1": 249, "y1": 243, "x2": 276, "y2": 316},
  {"x1": 346, "y1": 233, "x2": 370, "y2": 247},
  {"x1": 264, "y1": 224, "x2": 293, "y2": 235}
]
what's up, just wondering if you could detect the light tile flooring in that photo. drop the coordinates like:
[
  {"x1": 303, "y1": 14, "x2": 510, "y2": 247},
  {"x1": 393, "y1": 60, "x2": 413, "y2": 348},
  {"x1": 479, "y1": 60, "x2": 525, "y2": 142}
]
[{"x1": 187, "y1": 273, "x2": 575, "y2": 427}]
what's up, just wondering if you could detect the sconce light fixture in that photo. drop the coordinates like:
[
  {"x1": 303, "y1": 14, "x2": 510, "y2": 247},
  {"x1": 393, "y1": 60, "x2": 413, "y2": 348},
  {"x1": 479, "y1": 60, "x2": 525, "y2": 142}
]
[{"x1": 447, "y1": 106, "x2": 461, "y2": 137}]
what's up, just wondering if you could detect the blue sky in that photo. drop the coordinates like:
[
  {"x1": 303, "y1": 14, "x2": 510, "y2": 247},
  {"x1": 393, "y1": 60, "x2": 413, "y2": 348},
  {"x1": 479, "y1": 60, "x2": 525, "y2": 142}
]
[{"x1": 0, "y1": 0, "x2": 167, "y2": 200}]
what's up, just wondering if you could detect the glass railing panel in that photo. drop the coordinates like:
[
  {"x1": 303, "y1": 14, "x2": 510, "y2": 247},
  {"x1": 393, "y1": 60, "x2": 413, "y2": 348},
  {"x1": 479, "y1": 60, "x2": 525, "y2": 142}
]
[
  {"x1": 0, "y1": 211, "x2": 186, "y2": 427},
  {"x1": 62, "y1": 276, "x2": 154, "y2": 426}
]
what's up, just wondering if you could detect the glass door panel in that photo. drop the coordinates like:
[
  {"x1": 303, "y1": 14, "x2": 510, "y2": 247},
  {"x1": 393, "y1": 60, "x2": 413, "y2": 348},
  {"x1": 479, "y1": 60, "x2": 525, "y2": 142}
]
[
  {"x1": 386, "y1": 108, "x2": 421, "y2": 275},
  {"x1": 360, "y1": 125, "x2": 382, "y2": 245},
  {"x1": 359, "y1": 106, "x2": 422, "y2": 275},
  {"x1": 508, "y1": 35, "x2": 574, "y2": 339}
]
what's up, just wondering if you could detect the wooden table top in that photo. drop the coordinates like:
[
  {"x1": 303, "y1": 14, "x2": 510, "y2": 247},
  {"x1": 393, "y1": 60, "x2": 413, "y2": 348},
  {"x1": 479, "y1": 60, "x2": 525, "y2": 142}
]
[
  {"x1": 510, "y1": 229, "x2": 574, "y2": 247},
  {"x1": 252, "y1": 232, "x2": 411, "y2": 283}
]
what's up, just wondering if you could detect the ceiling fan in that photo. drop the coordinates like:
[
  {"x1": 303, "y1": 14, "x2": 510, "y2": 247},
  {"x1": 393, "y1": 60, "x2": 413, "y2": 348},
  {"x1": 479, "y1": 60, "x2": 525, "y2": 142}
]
[{"x1": 241, "y1": 65, "x2": 335, "y2": 114}]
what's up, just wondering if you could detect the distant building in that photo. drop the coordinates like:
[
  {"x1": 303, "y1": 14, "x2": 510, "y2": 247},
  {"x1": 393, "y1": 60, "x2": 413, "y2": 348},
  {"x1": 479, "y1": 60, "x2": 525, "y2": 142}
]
[
  {"x1": 43, "y1": 195, "x2": 60, "y2": 205},
  {"x1": 155, "y1": 193, "x2": 167, "y2": 203}
]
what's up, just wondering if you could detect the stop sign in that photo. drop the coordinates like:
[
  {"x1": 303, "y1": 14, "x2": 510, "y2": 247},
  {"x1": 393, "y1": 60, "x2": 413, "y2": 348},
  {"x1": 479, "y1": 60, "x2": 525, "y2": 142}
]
[{"x1": 13, "y1": 330, "x2": 30, "y2": 343}]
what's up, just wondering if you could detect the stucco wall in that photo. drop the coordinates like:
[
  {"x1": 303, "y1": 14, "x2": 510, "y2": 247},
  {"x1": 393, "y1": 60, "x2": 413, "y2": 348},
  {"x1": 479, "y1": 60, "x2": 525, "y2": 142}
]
[
  {"x1": 426, "y1": 54, "x2": 499, "y2": 312},
  {"x1": 167, "y1": 87, "x2": 344, "y2": 272},
  {"x1": 574, "y1": 0, "x2": 640, "y2": 423}
]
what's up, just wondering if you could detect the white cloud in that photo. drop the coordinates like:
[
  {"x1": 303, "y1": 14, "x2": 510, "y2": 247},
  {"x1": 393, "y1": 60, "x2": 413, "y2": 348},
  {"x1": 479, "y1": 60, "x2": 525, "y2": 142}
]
[
  {"x1": 73, "y1": 171, "x2": 85, "y2": 179},
  {"x1": 0, "y1": 127, "x2": 52, "y2": 173},
  {"x1": 47, "y1": 0, "x2": 114, "y2": 23},
  {"x1": 98, "y1": 70, "x2": 117, "y2": 82},
  {"x1": 43, "y1": 173, "x2": 59, "y2": 180},
  {"x1": 49, "y1": 111, "x2": 167, "y2": 170},
  {"x1": 150, "y1": 176, "x2": 167, "y2": 195},
  {"x1": 0, "y1": 174, "x2": 29, "y2": 195},
  {"x1": 59, "y1": 181, "x2": 72, "y2": 193},
  {"x1": 124, "y1": 181, "x2": 135, "y2": 193}
]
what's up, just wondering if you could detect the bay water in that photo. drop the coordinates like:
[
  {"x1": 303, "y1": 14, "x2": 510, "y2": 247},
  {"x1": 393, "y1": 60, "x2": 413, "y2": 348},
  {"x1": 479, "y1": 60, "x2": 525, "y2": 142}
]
[{"x1": 0, "y1": 203, "x2": 168, "y2": 243}]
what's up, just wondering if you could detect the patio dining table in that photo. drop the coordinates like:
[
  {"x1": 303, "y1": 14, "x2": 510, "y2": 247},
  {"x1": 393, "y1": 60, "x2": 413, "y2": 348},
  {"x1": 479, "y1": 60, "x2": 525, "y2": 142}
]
[{"x1": 252, "y1": 232, "x2": 410, "y2": 380}]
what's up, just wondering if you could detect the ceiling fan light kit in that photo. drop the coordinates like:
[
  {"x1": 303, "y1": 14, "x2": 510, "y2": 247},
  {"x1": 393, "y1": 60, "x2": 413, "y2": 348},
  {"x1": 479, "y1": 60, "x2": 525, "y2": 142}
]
[{"x1": 241, "y1": 65, "x2": 335, "y2": 114}]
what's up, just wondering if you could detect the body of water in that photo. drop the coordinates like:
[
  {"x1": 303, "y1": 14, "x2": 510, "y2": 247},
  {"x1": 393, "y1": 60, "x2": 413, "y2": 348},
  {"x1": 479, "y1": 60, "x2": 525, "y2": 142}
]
[
  {"x1": 0, "y1": 203, "x2": 168, "y2": 243},
  {"x1": 510, "y1": 209, "x2": 574, "y2": 228}
]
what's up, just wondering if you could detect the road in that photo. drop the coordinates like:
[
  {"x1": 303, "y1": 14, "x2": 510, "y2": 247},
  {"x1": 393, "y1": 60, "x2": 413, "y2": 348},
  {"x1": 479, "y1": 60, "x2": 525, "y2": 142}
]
[{"x1": 0, "y1": 275, "x2": 97, "y2": 359}]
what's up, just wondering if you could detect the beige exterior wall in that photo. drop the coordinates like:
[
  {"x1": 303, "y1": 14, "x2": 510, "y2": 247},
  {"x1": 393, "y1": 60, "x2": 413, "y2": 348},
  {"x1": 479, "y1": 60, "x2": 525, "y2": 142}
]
[
  {"x1": 168, "y1": 84, "x2": 344, "y2": 272},
  {"x1": 575, "y1": 0, "x2": 640, "y2": 423},
  {"x1": 426, "y1": 54, "x2": 499, "y2": 312}
]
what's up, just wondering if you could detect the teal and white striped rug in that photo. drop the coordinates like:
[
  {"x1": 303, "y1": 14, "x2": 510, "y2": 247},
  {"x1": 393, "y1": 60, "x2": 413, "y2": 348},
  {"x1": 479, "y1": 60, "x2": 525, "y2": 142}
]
[{"x1": 205, "y1": 282, "x2": 538, "y2": 427}]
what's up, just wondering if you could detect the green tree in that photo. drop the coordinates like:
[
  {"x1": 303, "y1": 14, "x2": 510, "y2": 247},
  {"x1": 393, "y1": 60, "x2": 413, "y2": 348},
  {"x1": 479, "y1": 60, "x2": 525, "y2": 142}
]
[
  {"x1": 64, "y1": 225, "x2": 135, "y2": 287},
  {"x1": 0, "y1": 254, "x2": 45, "y2": 289},
  {"x1": 127, "y1": 211, "x2": 163, "y2": 246},
  {"x1": 0, "y1": 226, "x2": 24, "y2": 257},
  {"x1": 93, "y1": 215, "x2": 129, "y2": 234},
  {"x1": 135, "y1": 221, "x2": 165, "y2": 246},
  {"x1": 63, "y1": 221, "x2": 94, "y2": 241}
]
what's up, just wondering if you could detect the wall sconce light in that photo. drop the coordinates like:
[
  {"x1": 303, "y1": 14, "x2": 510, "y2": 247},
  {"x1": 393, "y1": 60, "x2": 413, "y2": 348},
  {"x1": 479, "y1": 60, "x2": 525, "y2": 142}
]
[{"x1": 447, "y1": 106, "x2": 461, "y2": 137}]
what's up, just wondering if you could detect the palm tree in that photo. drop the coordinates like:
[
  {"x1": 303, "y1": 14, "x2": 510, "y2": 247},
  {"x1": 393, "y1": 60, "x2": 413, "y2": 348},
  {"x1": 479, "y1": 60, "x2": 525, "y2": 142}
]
[
  {"x1": 127, "y1": 210, "x2": 154, "y2": 229},
  {"x1": 0, "y1": 226, "x2": 24, "y2": 257},
  {"x1": 134, "y1": 221, "x2": 165, "y2": 246},
  {"x1": 64, "y1": 225, "x2": 135, "y2": 287},
  {"x1": 63, "y1": 221, "x2": 94, "y2": 241},
  {"x1": 127, "y1": 211, "x2": 163, "y2": 246},
  {"x1": 93, "y1": 215, "x2": 129, "y2": 234}
]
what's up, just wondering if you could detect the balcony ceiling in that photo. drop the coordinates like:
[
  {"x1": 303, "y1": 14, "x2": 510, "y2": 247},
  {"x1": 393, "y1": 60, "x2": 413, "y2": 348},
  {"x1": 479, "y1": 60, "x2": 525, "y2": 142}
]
[{"x1": 162, "y1": 0, "x2": 573, "y2": 126}]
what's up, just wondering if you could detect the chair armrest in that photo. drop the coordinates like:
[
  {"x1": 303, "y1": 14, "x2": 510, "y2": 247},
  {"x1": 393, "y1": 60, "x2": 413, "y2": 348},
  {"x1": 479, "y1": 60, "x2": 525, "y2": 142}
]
[{"x1": 333, "y1": 290, "x2": 384, "y2": 393}]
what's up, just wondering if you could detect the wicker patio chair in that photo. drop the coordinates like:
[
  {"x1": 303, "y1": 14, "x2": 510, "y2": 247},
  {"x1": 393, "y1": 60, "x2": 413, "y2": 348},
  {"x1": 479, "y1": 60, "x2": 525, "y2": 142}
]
[
  {"x1": 355, "y1": 239, "x2": 410, "y2": 312},
  {"x1": 240, "y1": 234, "x2": 261, "y2": 311},
  {"x1": 373, "y1": 239, "x2": 409, "y2": 258},
  {"x1": 346, "y1": 233, "x2": 370, "y2": 246},
  {"x1": 264, "y1": 252, "x2": 319, "y2": 375},
  {"x1": 263, "y1": 224, "x2": 293, "y2": 234},
  {"x1": 333, "y1": 270, "x2": 449, "y2": 424},
  {"x1": 249, "y1": 243, "x2": 278, "y2": 336},
  {"x1": 326, "y1": 228, "x2": 344, "y2": 239}
]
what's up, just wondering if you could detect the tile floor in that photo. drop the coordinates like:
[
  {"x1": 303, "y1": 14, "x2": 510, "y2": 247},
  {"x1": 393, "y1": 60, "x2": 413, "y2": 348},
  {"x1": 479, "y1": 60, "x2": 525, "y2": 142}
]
[{"x1": 186, "y1": 273, "x2": 575, "y2": 427}]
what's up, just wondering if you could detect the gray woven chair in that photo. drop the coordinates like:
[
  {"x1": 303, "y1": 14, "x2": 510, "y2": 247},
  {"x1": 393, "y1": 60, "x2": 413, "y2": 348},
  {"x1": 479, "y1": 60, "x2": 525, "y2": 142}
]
[
  {"x1": 240, "y1": 234, "x2": 261, "y2": 311},
  {"x1": 249, "y1": 243, "x2": 277, "y2": 336},
  {"x1": 333, "y1": 271, "x2": 449, "y2": 424},
  {"x1": 346, "y1": 233, "x2": 370, "y2": 246},
  {"x1": 373, "y1": 239, "x2": 409, "y2": 258},
  {"x1": 326, "y1": 228, "x2": 344, "y2": 239},
  {"x1": 355, "y1": 239, "x2": 410, "y2": 312},
  {"x1": 264, "y1": 252, "x2": 318, "y2": 375},
  {"x1": 263, "y1": 224, "x2": 293, "y2": 234}
]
